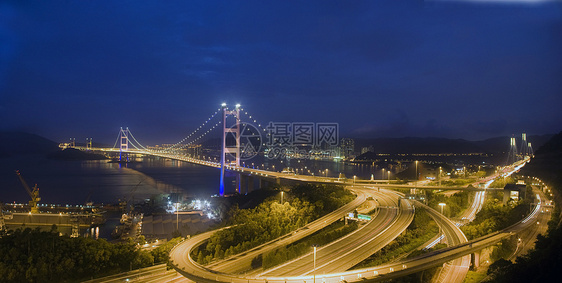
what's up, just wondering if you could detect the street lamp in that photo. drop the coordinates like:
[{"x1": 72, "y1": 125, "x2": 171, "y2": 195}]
[
  {"x1": 382, "y1": 169, "x2": 386, "y2": 181},
  {"x1": 280, "y1": 191, "x2": 284, "y2": 204},
  {"x1": 387, "y1": 171, "x2": 391, "y2": 184},
  {"x1": 439, "y1": 167, "x2": 442, "y2": 187},
  {"x1": 325, "y1": 169, "x2": 328, "y2": 178},
  {"x1": 353, "y1": 175, "x2": 357, "y2": 185}
]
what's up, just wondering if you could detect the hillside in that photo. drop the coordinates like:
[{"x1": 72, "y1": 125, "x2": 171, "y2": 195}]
[
  {"x1": 0, "y1": 132, "x2": 59, "y2": 158},
  {"x1": 353, "y1": 135, "x2": 552, "y2": 154}
]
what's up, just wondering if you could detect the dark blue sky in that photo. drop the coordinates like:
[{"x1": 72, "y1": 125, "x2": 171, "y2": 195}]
[{"x1": 1, "y1": 0, "x2": 561, "y2": 145}]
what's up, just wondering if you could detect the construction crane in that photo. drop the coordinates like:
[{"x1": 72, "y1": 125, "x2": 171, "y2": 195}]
[{"x1": 15, "y1": 170, "x2": 41, "y2": 214}]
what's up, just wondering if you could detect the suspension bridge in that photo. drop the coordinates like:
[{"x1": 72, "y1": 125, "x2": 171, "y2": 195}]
[{"x1": 75, "y1": 103, "x2": 517, "y2": 196}]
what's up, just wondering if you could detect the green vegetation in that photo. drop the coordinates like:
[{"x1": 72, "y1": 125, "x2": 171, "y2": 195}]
[
  {"x1": 463, "y1": 270, "x2": 488, "y2": 283},
  {"x1": 192, "y1": 184, "x2": 354, "y2": 264},
  {"x1": 488, "y1": 176, "x2": 515, "y2": 188},
  {"x1": 0, "y1": 228, "x2": 184, "y2": 283},
  {"x1": 439, "y1": 179, "x2": 474, "y2": 186},
  {"x1": 0, "y1": 228, "x2": 151, "y2": 282},
  {"x1": 489, "y1": 237, "x2": 517, "y2": 262},
  {"x1": 262, "y1": 220, "x2": 358, "y2": 269},
  {"x1": 475, "y1": 170, "x2": 487, "y2": 178},
  {"x1": 406, "y1": 243, "x2": 447, "y2": 259},
  {"x1": 151, "y1": 237, "x2": 184, "y2": 265},
  {"x1": 427, "y1": 190, "x2": 471, "y2": 218},
  {"x1": 380, "y1": 266, "x2": 440, "y2": 283},
  {"x1": 461, "y1": 190, "x2": 532, "y2": 240},
  {"x1": 354, "y1": 208, "x2": 438, "y2": 268},
  {"x1": 194, "y1": 198, "x2": 314, "y2": 264},
  {"x1": 290, "y1": 184, "x2": 355, "y2": 216}
]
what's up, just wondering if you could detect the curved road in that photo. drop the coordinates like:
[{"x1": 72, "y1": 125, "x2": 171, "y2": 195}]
[
  {"x1": 256, "y1": 190, "x2": 413, "y2": 277},
  {"x1": 202, "y1": 186, "x2": 368, "y2": 274},
  {"x1": 169, "y1": 192, "x2": 544, "y2": 283}
]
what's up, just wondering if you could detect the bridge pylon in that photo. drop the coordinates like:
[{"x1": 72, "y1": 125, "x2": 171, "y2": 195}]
[
  {"x1": 119, "y1": 127, "x2": 130, "y2": 162},
  {"x1": 507, "y1": 136, "x2": 518, "y2": 165},
  {"x1": 519, "y1": 133, "x2": 529, "y2": 157},
  {"x1": 220, "y1": 103, "x2": 241, "y2": 196},
  {"x1": 86, "y1": 137, "x2": 93, "y2": 150}
]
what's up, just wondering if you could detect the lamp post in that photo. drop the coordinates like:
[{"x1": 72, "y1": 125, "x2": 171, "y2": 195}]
[
  {"x1": 353, "y1": 175, "x2": 356, "y2": 185},
  {"x1": 280, "y1": 191, "x2": 284, "y2": 204},
  {"x1": 325, "y1": 169, "x2": 328, "y2": 178},
  {"x1": 439, "y1": 166, "x2": 442, "y2": 187},
  {"x1": 382, "y1": 169, "x2": 385, "y2": 181},
  {"x1": 387, "y1": 171, "x2": 391, "y2": 184}
]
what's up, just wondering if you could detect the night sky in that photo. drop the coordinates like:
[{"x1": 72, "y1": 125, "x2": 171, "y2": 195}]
[{"x1": 1, "y1": 0, "x2": 561, "y2": 145}]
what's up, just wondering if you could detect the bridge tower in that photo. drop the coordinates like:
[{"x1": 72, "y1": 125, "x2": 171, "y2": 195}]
[
  {"x1": 119, "y1": 127, "x2": 130, "y2": 162},
  {"x1": 507, "y1": 136, "x2": 518, "y2": 165},
  {"x1": 219, "y1": 103, "x2": 241, "y2": 196},
  {"x1": 519, "y1": 133, "x2": 529, "y2": 157},
  {"x1": 86, "y1": 137, "x2": 93, "y2": 150},
  {"x1": 527, "y1": 142, "x2": 533, "y2": 156}
]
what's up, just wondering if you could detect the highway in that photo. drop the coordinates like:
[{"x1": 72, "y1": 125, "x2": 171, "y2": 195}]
[
  {"x1": 81, "y1": 264, "x2": 170, "y2": 283},
  {"x1": 421, "y1": 201, "x2": 470, "y2": 283},
  {"x1": 202, "y1": 186, "x2": 368, "y2": 274},
  {"x1": 255, "y1": 189, "x2": 413, "y2": 277},
  {"x1": 429, "y1": 159, "x2": 528, "y2": 283},
  {"x1": 168, "y1": 188, "x2": 545, "y2": 283},
  {"x1": 508, "y1": 188, "x2": 551, "y2": 261}
]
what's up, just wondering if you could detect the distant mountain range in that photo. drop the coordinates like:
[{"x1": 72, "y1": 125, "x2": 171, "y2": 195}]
[
  {"x1": 353, "y1": 135, "x2": 553, "y2": 155},
  {"x1": 0, "y1": 132, "x2": 59, "y2": 158},
  {"x1": 0, "y1": 131, "x2": 555, "y2": 158}
]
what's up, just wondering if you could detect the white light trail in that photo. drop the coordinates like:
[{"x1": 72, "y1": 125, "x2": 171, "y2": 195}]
[{"x1": 521, "y1": 194, "x2": 541, "y2": 224}]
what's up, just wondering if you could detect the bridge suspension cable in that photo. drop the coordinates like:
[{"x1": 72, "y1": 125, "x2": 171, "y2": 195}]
[
  {"x1": 239, "y1": 108, "x2": 270, "y2": 145},
  {"x1": 128, "y1": 130, "x2": 148, "y2": 151},
  {"x1": 112, "y1": 131, "x2": 121, "y2": 149},
  {"x1": 172, "y1": 120, "x2": 222, "y2": 151},
  {"x1": 110, "y1": 127, "x2": 147, "y2": 151},
  {"x1": 163, "y1": 108, "x2": 222, "y2": 151}
]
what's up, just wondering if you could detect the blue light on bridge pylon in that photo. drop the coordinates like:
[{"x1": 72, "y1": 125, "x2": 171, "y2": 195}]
[
  {"x1": 119, "y1": 127, "x2": 129, "y2": 162},
  {"x1": 219, "y1": 103, "x2": 242, "y2": 196}
]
